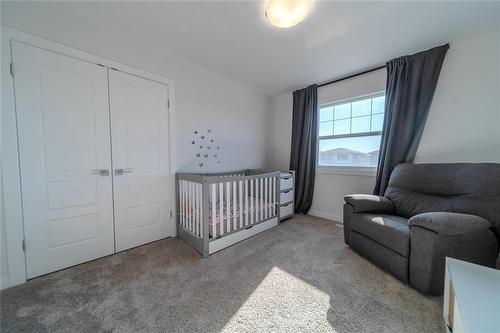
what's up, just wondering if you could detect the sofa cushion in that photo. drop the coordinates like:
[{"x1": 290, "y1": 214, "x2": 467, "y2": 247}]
[
  {"x1": 350, "y1": 213, "x2": 410, "y2": 257},
  {"x1": 384, "y1": 163, "x2": 500, "y2": 240}
]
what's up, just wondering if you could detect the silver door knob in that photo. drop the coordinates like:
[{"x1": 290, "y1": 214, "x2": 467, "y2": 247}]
[
  {"x1": 91, "y1": 169, "x2": 110, "y2": 176},
  {"x1": 114, "y1": 169, "x2": 132, "y2": 175}
]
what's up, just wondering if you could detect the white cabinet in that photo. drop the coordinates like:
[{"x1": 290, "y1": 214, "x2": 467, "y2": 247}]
[
  {"x1": 279, "y1": 171, "x2": 295, "y2": 220},
  {"x1": 11, "y1": 42, "x2": 171, "y2": 278},
  {"x1": 443, "y1": 257, "x2": 500, "y2": 333}
]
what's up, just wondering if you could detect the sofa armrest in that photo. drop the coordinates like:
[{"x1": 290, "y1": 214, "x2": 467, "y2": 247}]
[
  {"x1": 408, "y1": 212, "x2": 497, "y2": 294},
  {"x1": 409, "y1": 212, "x2": 491, "y2": 235},
  {"x1": 343, "y1": 194, "x2": 394, "y2": 214}
]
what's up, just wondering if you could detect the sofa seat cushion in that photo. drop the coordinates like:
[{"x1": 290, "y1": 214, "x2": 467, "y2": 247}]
[{"x1": 350, "y1": 213, "x2": 410, "y2": 257}]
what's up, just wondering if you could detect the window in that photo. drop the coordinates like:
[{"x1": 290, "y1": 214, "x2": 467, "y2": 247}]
[{"x1": 318, "y1": 94, "x2": 385, "y2": 168}]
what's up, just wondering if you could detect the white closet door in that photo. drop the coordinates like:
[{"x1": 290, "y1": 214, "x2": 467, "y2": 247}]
[
  {"x1": 108, "y1": 70, "x2": 171, "y2": 252},
  {"x1": 11, "y1": 42, "x2": 115, "y2": 278}
]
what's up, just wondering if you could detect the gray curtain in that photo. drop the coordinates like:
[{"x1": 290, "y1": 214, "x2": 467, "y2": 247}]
[
  {"x1": 290, "y1": 84, "x2": 318, "y2": 214},
  {"x1": 374, "y1": 44, "x2": 449, "y2": 195}
]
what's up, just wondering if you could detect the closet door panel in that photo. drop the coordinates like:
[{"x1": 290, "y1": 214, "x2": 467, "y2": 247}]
[
  {"x1": 109, "y1": 70, "x2": 171, "y2": 252},
  {"x1": 11, "y1": 42, "x2": 115, "y2": 278}
]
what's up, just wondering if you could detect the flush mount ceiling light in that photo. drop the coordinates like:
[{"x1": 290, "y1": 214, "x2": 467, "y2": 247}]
[{"x1": 265, "y1": 0, "x2": 311, "y2": 28}]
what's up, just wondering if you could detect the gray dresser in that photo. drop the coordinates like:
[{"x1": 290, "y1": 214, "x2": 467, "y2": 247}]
[{"x1": 279, "y1": 171, "x2": 295, "y2": 220}]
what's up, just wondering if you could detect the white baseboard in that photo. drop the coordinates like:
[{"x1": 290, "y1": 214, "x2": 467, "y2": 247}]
[{"x1": 308, "y1": 210, "x2": 343, "y2": 224}]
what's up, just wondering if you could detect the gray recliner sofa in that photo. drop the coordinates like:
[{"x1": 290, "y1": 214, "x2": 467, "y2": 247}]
[{"x1": 343, "y1": 163, "x2": 500, "y2": 295}]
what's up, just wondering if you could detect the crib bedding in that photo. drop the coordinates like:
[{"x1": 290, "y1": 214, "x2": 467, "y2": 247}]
[{"x1": 181, "y1": 196, "x2": 276, "y2": 236}]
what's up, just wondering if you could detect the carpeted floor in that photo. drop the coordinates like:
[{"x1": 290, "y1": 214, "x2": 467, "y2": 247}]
[{"x1": 0, "y1": 215, "x2": 443, "y2": 332}]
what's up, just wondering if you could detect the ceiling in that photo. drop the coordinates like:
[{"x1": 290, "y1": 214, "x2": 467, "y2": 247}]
[{"x1": 2, "y1": 1, "x2": 499, "y2": 95}]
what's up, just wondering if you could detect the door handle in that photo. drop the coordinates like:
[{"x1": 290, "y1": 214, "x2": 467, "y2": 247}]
[
  {"x1": 91, "y1": 169, "x2": 110, "y2": 176},
  {"x1": 114, "y1": 169, "x2": 132, "y2": 175}
]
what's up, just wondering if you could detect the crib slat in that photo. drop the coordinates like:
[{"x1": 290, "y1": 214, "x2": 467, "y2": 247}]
[
  {"x1": 185, "y1": 181, "x2": 189, "y2": 229},
  {"x1": 273, "y1": 177, "x2": 276, "y2": 216},
  {"x1": 197, "y1": 183, "x2": 201, "y2": 237},
  {"x1": 211, "y1": 184, "x2": 216, "y2": 238},
  {"x1": 179, "y1": 180, "x2": 183, "y2": 229},
  {"x1": 196, "y1": 183, "x2": 199, "y2": 236},
  {"x1": 226, "y1": 182, "x2": 231, "y2": 233},
  {"x1": 264, "y1": 177, "x2": 268, "y2": 219},
  {"x1": 269, "y1": 177, "x2": 272, "y2": 217},
  {"x1": 192, "y1": 182, "x2": 196, "y2": 234},
  {"x1": 232, "y1": 181, "x2": 237, "y2": 231},
  {"x1": 186, "y1": 181, "x2": 189, "y2": 229},
  {"x1": 200, "y1": 183, "x2": 203, "y2": 237},
  {"x1": 190, "y1": 182, "x2": 194, "y2": 233},
  {"x1": 269, "y1": 177, "x2": 273, "y2": 217},
  {"x1": 245, "y1": 179, "x2": 249, "y2": 226},
  {"x1": 239, "y1": 180, "x2": 243, "y2": 229},
  {"x1": 270, "y1": 177, "x2": 273, "y2": 217},
  {"x1": 250, "y1": 179, "x2": 254, "y2": 225},
  {"x1": 255, "y1": 178, "x2": 261, "y2": 222},
  {"x1": 192, "y1": 182, "x2": 195, "y2": 235},
  {"x1": 257, "y1": 178, "x2": 260, "y2": 223},
  {"x1": 195, "y1": 182, "x2": 198, "y2": 234},
  {"x1": 186, "y1": 181, "x2": 190, "y2": 232},
  {"x1": 183, "y1": 180, "x2": 187, "y2": 229},
  {"x1": 259, "y1": 177, "x2": 263, "y2": 221},
  {"x1": 193, "y1": 182, "x2": 197, "y2": 236},
  {"x1": 179, "y1": 180, "x2": 186, "y2": 228},
  {"x1": 185, "y1": 181, "x2": 188, "y2": 229},
  {"x1": 219, "y1": 182, "x2": 224, "y2": 236}
]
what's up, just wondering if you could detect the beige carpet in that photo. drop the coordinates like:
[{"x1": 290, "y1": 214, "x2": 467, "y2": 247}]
[{"x1": 0, "y1": 215, "x2": 443, "y2": 332}]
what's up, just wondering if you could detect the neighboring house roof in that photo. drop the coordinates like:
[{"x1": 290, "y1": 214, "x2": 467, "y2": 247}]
[{"x1": 321, "y1": 147, "x2": 365, "y2": 155}]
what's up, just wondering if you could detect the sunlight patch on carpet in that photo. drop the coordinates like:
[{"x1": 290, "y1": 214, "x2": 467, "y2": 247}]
[{"x1": 221, "y1": 266, "x2": 337, "y2": 332}]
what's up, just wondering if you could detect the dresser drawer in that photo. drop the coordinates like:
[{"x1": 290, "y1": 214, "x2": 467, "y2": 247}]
[
  {"x1": 280, "y1": 202, "x2": 293, "y2": 218},
  {"x1": 280, "y1": 189, "x2": 294, "y2": 204},
  {"x1": 280, "y1": 175, "x2": 294, "y2": 191}
]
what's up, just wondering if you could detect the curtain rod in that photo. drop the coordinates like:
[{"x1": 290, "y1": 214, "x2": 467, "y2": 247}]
[{"x1": 317, "y1": 65, "x2": 386, "y2": 88}]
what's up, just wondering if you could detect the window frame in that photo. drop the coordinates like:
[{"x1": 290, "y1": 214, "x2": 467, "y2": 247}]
[{"x1": 316, "y1": 91, "x2": 385, "y2": 176}]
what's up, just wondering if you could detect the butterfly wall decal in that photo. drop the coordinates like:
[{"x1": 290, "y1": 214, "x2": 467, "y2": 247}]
[{"x1": 190, "y1": 128, "x2": 222, "y2": 167}]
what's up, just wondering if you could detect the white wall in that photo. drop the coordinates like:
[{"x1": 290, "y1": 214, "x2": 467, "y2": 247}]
[
  {"x1": 415, "y1": 27, "x2": 500, "y2": 163},
  {"x1": 272, "y1": 25, "x2": 500, "y2": 222},
  {"x1": 273, "y1": 92, "x2": 294, "y2": 171},
  {"x1": 0, "y1": 176, "x2": 7, "y2": 289}
]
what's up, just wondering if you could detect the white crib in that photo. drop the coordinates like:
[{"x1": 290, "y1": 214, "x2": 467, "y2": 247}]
[{"x1": 176, "y1": 169, "x2": 281, "y2": 257}]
